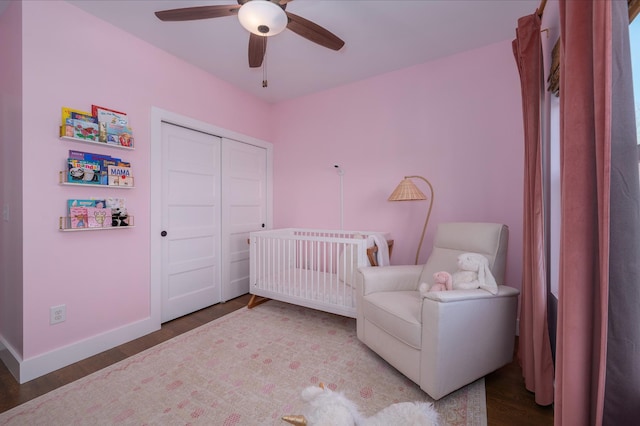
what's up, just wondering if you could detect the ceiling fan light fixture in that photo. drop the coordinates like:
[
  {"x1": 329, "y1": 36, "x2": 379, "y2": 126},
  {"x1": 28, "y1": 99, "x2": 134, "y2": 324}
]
[{"x1": 238, "y1": 0, "x2": 287, "y2": 36}]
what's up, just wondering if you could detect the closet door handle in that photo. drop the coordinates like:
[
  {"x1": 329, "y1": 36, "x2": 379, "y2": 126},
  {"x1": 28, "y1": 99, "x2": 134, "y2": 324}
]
[
  {"x1": 261, "y1": 223, "x2": 265, "y2": 228},
  {"x1": 161, "y1": 230, "x2": 167, "y2": 237}
]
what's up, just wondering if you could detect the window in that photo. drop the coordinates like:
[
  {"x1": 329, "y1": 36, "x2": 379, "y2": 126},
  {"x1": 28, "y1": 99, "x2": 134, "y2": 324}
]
[{"x1": 631, "y1": 17, "x2": 639, "y2": 144}]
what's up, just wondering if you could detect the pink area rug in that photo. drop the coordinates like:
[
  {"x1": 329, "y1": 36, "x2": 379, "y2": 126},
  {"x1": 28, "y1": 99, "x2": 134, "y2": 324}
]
[{"x1": 0, "y1": 301, "x2": 486, "y2": 425}]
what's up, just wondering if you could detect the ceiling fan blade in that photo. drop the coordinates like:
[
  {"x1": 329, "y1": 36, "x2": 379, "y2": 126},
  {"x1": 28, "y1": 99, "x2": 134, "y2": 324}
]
[
  {"x1": 285, "y1": 12, "x2": 344, "y2": 51},
  {"x1": 248, "y1": 33, "x2": 267, "y2": 68},
  {"x1": 155, "y1": 5, "x2": 240, "y2": 22}
]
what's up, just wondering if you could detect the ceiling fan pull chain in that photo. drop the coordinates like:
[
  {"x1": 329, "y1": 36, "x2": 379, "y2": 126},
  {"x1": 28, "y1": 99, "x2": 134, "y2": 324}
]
[{"x1": 262, "y1": 36, "x2": 268, "y2": 88}]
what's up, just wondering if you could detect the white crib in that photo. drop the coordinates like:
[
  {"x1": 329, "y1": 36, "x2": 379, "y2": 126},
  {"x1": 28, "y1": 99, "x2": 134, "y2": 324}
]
[{"x1": 248, "y1": 228, "x2": 392, "y2": 318}]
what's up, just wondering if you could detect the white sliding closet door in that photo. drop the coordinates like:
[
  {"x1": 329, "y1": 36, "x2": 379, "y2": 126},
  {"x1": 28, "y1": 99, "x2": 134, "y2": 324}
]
[
  {"x1": 160, "y1": 122, "x2": 222, "y2": 322},
  {"x1": 221, "y1": 139, "x2": 268, "y2": 301}
]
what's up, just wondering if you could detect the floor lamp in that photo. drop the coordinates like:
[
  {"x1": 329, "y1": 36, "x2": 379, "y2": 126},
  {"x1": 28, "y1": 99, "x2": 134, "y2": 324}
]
[{"x1": 388, "y1": 175, "x2": 435, "y2": 265}]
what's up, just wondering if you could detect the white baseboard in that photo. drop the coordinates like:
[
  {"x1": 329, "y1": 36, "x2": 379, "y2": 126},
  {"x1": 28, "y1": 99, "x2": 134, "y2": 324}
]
[{"x1": 3, "y1": 317, "x2": 159, "y2": 384}]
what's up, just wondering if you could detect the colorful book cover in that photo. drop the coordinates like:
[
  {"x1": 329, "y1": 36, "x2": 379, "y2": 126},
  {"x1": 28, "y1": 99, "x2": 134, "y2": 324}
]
[
  {"x1": 67, "y1": 199, "x2": 96, "y2": 212},
  {"x1": 105, "y1": 123, "x2": 134, "y2": 148},
  {"x1": 91, "y1": 104, "x2": 126, "y2": 118},
  {"x1": 70, "y1": 112, "x2": 98, "y2": 124},
  {"x1": 105, "y1": 198, "x2": 128, "y2": 226},
  {"x1": 86, "y1": 207, "x2": 111, "y2": 228},
  {"x1": 106, "y1": 133, "x2": 135, "y2": 148},
  {"x1": 105, "y1": 123, "x2": 132, "y2": 135},
  {"x1": 86, "y1": 153, "x2": 121, "y2": 185},
  {"x1": 68, "y1": 150, "x2": 116, "y2": 161},
  {"x1": 70, "y1": 119, "x2": 100, "y2": 141},
  {"x1": 105, "y1": 198, "x2": 126, "y2": 210},
  {"x1": 95, "y1": 108, "x2": 128, "y2": 126},
  {"x1": 60, "y1": 125, "x2": 74, "y2": 137},
  {"x1": 68, "y1": 159, "x2": 101, "y2": 184},
  {"x1": 61, "y1": 107, "x2": 92, "y2": 126},
  {"x1": 69, "y1": 207, "x2": 88, "y2": 229},
  {"x1": 68, "y1": 150, "x2": 87, "y2": 160},
  {"x1": 67, "y1": 199, "x2": 105, "y2": 214},
  {"x1": 107, "y1": 165, "x2": 133, "y2": 186},
  {"x1": 99, "y1": 158, "x2": 118, "y2": 185},
  {"x1": 91, "y1": 199, "x2": 106, "y2": 208}
]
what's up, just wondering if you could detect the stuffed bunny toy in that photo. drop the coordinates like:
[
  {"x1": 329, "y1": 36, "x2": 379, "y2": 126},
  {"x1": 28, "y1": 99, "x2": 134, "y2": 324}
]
[
  {"x1": 451, "y1": 252, "x2": 498, "y2": 295},
  {"x1": 282, "y1": 384, "x2": 439, "y2": 426}
]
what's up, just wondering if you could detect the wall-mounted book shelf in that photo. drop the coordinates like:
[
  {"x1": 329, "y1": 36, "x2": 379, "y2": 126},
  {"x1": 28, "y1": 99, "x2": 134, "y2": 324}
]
[
  {"x1": 59, "y1": 216, "x2": 135, "y2": 231},
  {"x1": 59, "y1": 105, "x2": 136, "y2": 232},
  {"x1": 60, "y1": 136, "x2": 135, "y2": 151},
  {"x1": 58, "y1": 172, "x2": 135, "y2": 188}
]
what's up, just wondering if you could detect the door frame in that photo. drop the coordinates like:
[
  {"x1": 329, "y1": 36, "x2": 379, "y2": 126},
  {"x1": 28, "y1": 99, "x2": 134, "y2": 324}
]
[{"x1": 150, "y1": 107, "x2": 273, "y2": 324}]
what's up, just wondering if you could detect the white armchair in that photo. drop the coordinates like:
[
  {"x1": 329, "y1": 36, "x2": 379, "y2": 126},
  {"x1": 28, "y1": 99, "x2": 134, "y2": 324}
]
[{"x1": 356, "y1": 222, "x2": 520, "y2": 400}]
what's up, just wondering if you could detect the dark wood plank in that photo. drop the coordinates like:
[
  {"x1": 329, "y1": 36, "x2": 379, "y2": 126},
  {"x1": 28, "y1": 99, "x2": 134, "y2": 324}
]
[{"x1": 0, "y1": 293, "x2": 554, "y2": 424}]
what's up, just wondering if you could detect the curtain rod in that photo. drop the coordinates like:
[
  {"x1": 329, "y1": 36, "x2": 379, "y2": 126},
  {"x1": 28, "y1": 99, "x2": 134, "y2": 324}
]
[{"x1": 537, "y1": 0, "x2": 547, "y2": 18}]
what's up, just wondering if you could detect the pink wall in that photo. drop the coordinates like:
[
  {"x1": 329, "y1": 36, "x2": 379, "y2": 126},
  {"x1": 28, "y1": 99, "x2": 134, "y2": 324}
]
[
  {"x1": 271, "y1": 40, "x2": 525, "y2": 289},
  {"x1": 18, "y1": 0, "x2": 272, "y2": 359}
]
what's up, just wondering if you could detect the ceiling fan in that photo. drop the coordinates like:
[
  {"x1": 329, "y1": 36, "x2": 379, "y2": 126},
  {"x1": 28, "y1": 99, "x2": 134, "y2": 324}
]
[{"x1": 155, "y1": 0, "x2": 345, "y2": 68}]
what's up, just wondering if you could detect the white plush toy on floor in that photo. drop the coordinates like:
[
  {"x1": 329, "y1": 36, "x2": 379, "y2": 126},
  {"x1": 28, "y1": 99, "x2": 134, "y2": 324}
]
[{"x1": 282, "y1": 383, "x2": 439, "y2": 426}]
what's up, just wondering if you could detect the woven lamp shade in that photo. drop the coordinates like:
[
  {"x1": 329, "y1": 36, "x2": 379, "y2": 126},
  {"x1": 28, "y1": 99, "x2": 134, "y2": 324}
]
[{"x1": 388, "y1": 178, "x2": 427, "y2": 201}]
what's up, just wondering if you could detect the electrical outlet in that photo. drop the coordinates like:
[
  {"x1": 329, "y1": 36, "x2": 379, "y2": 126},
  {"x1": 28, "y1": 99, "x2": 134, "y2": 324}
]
[
  {"x1": 2, "y1": 204, "x2": 8, "y2": 222},
  {"x1": 50, "y1": 305, "x2": 66, "y2": 325}
]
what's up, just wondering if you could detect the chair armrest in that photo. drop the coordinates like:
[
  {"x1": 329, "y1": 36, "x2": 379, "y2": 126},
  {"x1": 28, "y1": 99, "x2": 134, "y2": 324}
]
[
  {"x1": 423, "y1": 285, "x2": 520, "y2": 302},
  {"x1": 419, "y1": 285, "x2": 520, "y2": 399},
  {"x1": 358, "y1": 265, "x2": 423, "y2": 295}
]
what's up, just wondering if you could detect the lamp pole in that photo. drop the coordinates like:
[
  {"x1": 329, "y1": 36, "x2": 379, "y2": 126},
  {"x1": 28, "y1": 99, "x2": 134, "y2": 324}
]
[{"x1": 405, "y1": 175, "x2": 434, "y2": 265}]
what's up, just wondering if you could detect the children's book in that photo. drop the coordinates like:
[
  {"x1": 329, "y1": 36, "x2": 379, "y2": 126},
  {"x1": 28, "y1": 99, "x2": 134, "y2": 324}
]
[
  {"x1": 70, "y1": 112, "x2": 98, "y2": 124},
  {"x1": 69, "y1": 207, "x2": 88, "y2": 229},
  {"x1": 91, "y1": 199, "x2": 106, "y2": 209},
  {"x1": 87, "y1": 153, "x2": 120, "y2": 185},
  {"x1": 68, "y1": 158, "x2": 101, "y2": 184},
  {"x1": 105, "y1": 198, "x2": 126, "y2": 210},
  {"x1": 61, "y1": 107, "x2": 92, "y2": 126},
  {"x1": 67, "y1": 199, "x2": 105, "y2": 214},
  {"x1": 107, "y1": 165, "x2": 133, "y2": 186},
  {"x1": 94, "y1": 106, "x2": 128, "y2": 126},
  {"x1": 86, "y1": 207, "x2": 111, "y2": 228},
  {"x1": 67, "y1": 199, "x2": 96, "y2": 212},
  {"x1": 68, "y1": 150, "x2": 88, "y2": 160},
  {"x1": 69, "y1": 120, "x2": 100, "y2": 141},
  {"x1": 60, "y1": 125, "x2": 74, "y2": 138},
  {"x1": 91, "y1": 104, "x2": 126, "y2": 118}
]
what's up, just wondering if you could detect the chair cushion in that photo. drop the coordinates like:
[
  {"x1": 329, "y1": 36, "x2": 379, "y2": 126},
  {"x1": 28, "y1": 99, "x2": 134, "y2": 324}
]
[
  {"x1": 419, "y1": 223, "x2": 508, "y2": 286},
  {"x1": 362, "y1": 291, "x2": 422, "y2": 349}
]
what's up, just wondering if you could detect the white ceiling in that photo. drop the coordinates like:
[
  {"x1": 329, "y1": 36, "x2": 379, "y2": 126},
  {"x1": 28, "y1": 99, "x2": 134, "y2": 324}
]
[{"x1": 65, "y1": 0, "x2": 540, "y2": 103}]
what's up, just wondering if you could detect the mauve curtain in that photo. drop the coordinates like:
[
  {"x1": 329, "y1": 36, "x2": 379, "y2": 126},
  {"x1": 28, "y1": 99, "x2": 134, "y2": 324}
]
[
  {"x1": 512, "y1": 13, "x2": 555, "y2": 407},
  {"x1": 556, "y1": 0, "x2": 640, "y2": 424}
]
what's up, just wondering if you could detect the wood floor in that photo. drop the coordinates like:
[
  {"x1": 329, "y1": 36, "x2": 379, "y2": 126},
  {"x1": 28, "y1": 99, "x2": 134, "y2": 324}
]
[{"x1": 0, "y1": 294, "x2": 553, "y2": 424}]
